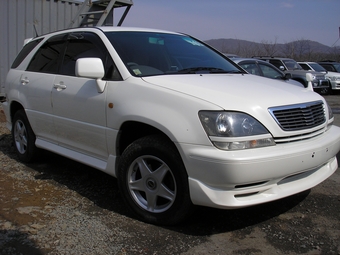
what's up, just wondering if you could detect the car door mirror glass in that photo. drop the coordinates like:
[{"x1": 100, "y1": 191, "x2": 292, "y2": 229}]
[{"x1": 76, "y1": 58, "x2": 105, "y2": 79}]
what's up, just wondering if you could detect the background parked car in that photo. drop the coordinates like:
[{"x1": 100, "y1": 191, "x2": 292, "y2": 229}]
[
  {"x1": 252, "y1": 56, "x2": 329, "y2": 94},
  {"x1": 298, "y1": 61, "x2": 340, "y2": 94},
  {"x1": 233, "y1": 58, "x2": 304, "y2": 87},
  {"x1": 318, "y1": 61, "x2": 340, "y2": 73},
  {"x1": 223, "y1": 53, "x2": 241, "y2": 59}
]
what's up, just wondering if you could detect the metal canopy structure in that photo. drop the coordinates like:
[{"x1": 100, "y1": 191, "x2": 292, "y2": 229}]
[
  {"x1": 0, "y1": 0, "x2": 133, "y2": 97},
  {"x1": 67, "y1": 0, "x2": 133, "y2": 28}
]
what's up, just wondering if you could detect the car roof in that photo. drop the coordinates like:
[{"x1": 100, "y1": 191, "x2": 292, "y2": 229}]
[
  {"x1": 298, "y1": 62, "x2": 318, "y2": 64},
  {"x1": 233, "y1": 58, "x2": 285, "y2": 73},
  {"x1": 253, "y1": 56, "x2": 294, "y2": 60},
  {"x1": 318, "y1": 61, "x2": 340, "y2": 64},
  {"x1": 233, "y1": 58, "x2": 269, "y2": 64},
  {"x1": 98, "y1": 26, "x2": 181, "y2": 35},
  {"x1": 223, "y1": 53, "x2": 241, "y2": 58},
  {"x1": 27, "y1": 26, "x2": 183, "y2": 42}
]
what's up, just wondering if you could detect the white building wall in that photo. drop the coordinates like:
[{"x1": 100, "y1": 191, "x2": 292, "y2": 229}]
[{"x1": 0, "y1": 0, "x2": 82, "y2": 95}]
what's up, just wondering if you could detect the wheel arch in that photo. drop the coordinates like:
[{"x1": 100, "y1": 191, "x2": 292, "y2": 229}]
[
  {"x1": 9, "y1": 101, "x2": 25, "y2": 124},
  {"x1": 116, "y1": 121, "x2": 175, "y2": 157}
]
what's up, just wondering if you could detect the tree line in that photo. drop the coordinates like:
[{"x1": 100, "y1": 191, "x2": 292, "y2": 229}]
[{"x1": 221, "y1": 38, "x2": 340, "y2": 62}]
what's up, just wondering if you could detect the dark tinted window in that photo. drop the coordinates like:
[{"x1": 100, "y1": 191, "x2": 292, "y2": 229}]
[
  {"x1": 61, "y1": 32, "x2": 120, "y2": 80},
  {"x1": 309, "y1": 63, "x2": 326, "y2": 72},
  {"x1": 105, "y1": 31, "x2": 242, "y2": 77},
  {"x1": 11, "y1": 38, "x2": 43, "y2": 68},
  {"x1": 239, "y1": 62, "x2": 261, "y2": 75},
  {"x1": 320, "y1": 64, "x2": 336, "y2": 72},
  {"x1": 27, "y1": 34, "x2": 67, "y2": 74},
  {"x1": 299, "y1": 63, "x2": 310, "y2": 71},
  {"x1": 282, "y1": 60, "x2": 302, "y2": 70},
  {"x1": 259, "y1": 63, "x2": 283, "y2": 79},
  {"x1": 268, "y1": 60, "x2": 283, "y2": 69}
]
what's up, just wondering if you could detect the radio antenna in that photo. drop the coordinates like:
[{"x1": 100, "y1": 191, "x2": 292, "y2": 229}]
[{"x1": 33, "y1": 24, "x2": 39, "y2": 37}]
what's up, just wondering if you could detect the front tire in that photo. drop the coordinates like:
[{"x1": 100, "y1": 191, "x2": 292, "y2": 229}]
[
  {"x1": 317, "y1": 85, "x2": 331, "y2": 95},
  {"x1": 118, "y1": 135, "x2": 193, "y2": 225},
  {"x1": 12, "y1": 110, "x2": 38, "y2": 162}
]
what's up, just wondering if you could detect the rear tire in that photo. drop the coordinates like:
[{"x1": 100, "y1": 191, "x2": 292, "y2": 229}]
[
  {"x1": 118, "y1": 135, "x2": 194, "y2": 225},
  {"x1": 12, "y1": 110, "x2": 38, "y2": 163}
]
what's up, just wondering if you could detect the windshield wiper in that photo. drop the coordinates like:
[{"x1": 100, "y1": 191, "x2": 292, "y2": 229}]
[{"x1": 176, "y1": 67, "x2": 241, "y2": 74}]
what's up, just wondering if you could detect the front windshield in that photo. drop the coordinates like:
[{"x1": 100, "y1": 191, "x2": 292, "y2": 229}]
[
  {"x1": 282, "y1": 60, "x2": 302, "y2": 70},
  {"x1": 105, "y1": 31, "x2": 243, "y2": 77},
  {"x1": 333, "y1": 63, "x2": 340, "y2": 72},
  {"x1": 309, "y1": 63, "x2": 326, "y2": 72}
]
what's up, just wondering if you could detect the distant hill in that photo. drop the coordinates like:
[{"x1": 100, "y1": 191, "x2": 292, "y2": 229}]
[{"x1": 204, "y1": 38, "x2": 340, "y2": 61}]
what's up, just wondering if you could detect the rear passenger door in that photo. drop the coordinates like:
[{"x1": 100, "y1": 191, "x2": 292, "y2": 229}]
[
  {"x1": 51, "y1": 32, "x2": 116, "y2": 160},
  {"x1": 24, "y1": 34, "x2": 67, "y2": 143}
]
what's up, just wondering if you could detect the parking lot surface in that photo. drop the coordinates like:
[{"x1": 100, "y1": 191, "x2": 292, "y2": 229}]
[{"x1": 0, "y1": 94, "x2": 339, "y2": 255}]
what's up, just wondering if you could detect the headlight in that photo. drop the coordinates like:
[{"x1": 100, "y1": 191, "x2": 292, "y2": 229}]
[
  {"x1": 199, "y1": 111, "x2": 275, "y2": 150},
  {"x1": 327, "y1": 103, "x2": 334, "y2": 126},
  {"x1": 329, "y1": 76, "x2": 340, "y2": 81}
]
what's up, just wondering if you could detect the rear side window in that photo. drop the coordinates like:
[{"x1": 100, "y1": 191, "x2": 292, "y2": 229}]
[
  {"x1": 268, "y1": 60, "x2": 283, "y2": 69},
  {"x1": 11, "y1": 38, "x2": 43, "y2": 68},
  {"x1": 27, "y1": 34, "x2": 67, "y2": 74}
]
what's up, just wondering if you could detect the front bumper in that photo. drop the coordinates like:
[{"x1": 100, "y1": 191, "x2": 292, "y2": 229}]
[
  {"x1": 312, "y1": 79, "x2": 329, "y2": 89},
  {"x1": 330, "y1": 80, "x2": 340, "y2": 90},
  {"x1": 179, "y1": 125, "x2": 340, "y2": 209}
]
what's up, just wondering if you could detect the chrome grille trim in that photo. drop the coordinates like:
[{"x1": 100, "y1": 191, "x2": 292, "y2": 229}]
[
  {"x1": 273, "y1": 127, "x2": 324, "y2": 143},
  {"x1": 268, "y1": 101, "x2": 325, "y2": 131}
]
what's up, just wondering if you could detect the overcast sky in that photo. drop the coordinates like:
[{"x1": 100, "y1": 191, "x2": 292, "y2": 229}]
[{"x1": 113, "y1": 0, "x2": 340, "y2": 47}]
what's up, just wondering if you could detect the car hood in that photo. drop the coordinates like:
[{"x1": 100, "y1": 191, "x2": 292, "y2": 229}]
[
  {"x1": 142, "y1": 74, "x2": 325, "y2": 136},
  {"x1": 326, "y1": 71, "x2": 340, "y2": 77},
  {"x1": 286, "y1": 69, "x2": 324, "y2": 76},
  {"x1": 142, "y1": 73, "x2": 321, "y2": 111}
]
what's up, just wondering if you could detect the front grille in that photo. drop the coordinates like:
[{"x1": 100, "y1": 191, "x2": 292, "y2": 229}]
[
  {"x1": 316, "y1": 75, "x2": 325, "y2": 80},
  {"x1": 269, "y1": 101, "x2": 325, "y2": 131},
  {"x1": 320, "y1": 80, "x2": 329, "y2": 86}
]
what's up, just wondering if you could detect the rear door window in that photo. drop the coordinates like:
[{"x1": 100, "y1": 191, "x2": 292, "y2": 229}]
[{"x1": 26, "y1": 34, "x2": 67, "y2": 74}]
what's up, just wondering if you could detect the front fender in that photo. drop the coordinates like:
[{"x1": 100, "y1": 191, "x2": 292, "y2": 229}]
[{"x1": 105, "y1": 79, "x2": 220, "y2": 146}]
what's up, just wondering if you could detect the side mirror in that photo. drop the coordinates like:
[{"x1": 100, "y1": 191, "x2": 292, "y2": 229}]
[
  {"x1": 76, "y1": 58, "x2": 106, "y2": 93},
  {"x1": 305, "y1": 73, "x2": 314, "y2": 91},
  {"x1": 279, "y1": 66, "x2": 285, "y2": 71}
]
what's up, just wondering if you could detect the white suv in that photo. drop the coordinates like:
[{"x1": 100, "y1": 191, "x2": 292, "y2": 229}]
[
  {"x1": 298, "y1": 61, "x2": 340, "y2": 94},
  {"x1": 3, "y1": 27, "x2": 340, "y2": 225}
]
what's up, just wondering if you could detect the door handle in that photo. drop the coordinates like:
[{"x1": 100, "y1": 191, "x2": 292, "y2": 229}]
[
  {"x1": 53, "y1": 82, "x2": 67, "y2": 91},
  {"x1": 20, "y1": 77, "x2": 29, "y2": 85}
]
